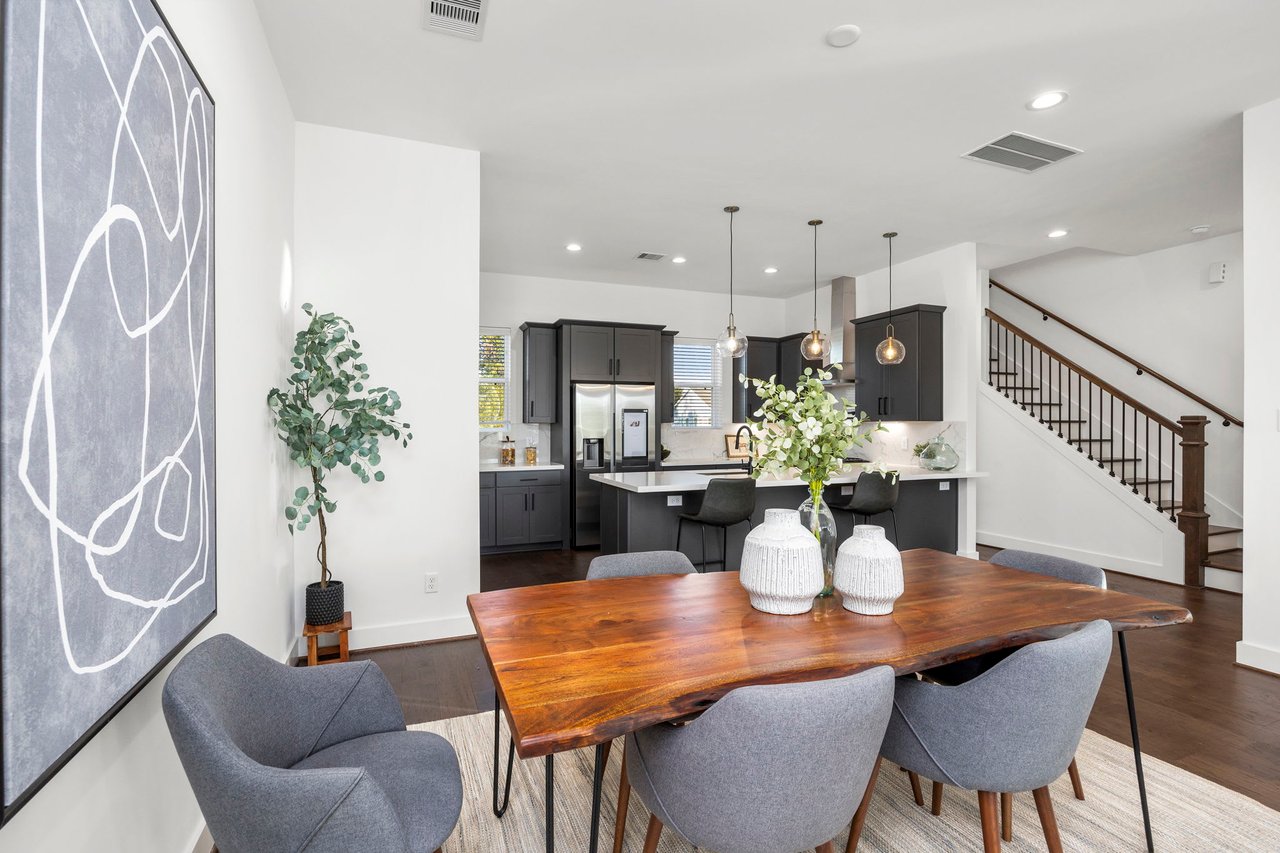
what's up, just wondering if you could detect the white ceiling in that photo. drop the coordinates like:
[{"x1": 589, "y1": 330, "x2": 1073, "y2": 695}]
[{"x1": 254, "y1": 0, "x2": 1280, "y2": 297}]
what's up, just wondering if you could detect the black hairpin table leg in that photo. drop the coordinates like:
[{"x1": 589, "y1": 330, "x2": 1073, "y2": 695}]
[
  {"x1": 545, "y1": 753, "x2": 555, "y2": 852},
  {"x1": 492, "y1": 694, "x2": 515, "y2": 818},
  {"x1": 588, "y1": 742, "x2": 607, "y2": 853},
  {"x1": 1119, "y1": 632, "x2": 1154, "y2": 852}
]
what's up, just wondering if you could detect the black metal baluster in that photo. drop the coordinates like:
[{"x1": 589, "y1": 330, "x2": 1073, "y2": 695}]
[
  {"x1": 1058, "y1": 358, "x2": 1064, "y2": 436},
  {"x1": 1157, "y1": 427, "x2": 1163, "y2": 512},
  {"x1": 1141, "y1": 416, "x2": 1149, "y2": 500}
]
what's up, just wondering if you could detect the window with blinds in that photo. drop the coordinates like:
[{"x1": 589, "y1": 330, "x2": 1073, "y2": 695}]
[
  {"x1": 479, "y1": 328, "x2": 510, "y2": 430},
  {"x1": 671, "y1": 341, "x2": 723, "y2": 428}
]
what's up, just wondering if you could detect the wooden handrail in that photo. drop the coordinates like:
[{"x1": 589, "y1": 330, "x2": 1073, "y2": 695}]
[
  {"x1": 986, "y1": 309, "x2": 1184, "y2": 435},
  {"x1": 989, "y1": 278, "x2": 1243, "y2": 428}
]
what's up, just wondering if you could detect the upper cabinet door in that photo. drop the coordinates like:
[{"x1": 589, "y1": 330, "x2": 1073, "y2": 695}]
[
  {"x1": 733, "y1": 338, "x2": 779, "y2": 422},
  {"x1": 853, "y1": 321, "x2": 884, "y2": 419},
  {"x1": 523, "y1": 324, "x2": 558, "y2": 423},
  {"x1": 569, "y1": 325, "x2": 615, "y2": 382},
  {"x1": 881, "y1": 311, "x2": 920, "y2": 421},
  {"x1": 613, "y1": 328, "x2": 659, "y2": 383}
]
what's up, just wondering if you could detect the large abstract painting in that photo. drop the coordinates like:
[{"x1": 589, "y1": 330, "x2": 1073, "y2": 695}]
[{"x1": 0, "y1": 0, "x2": 215, "y2": 821}]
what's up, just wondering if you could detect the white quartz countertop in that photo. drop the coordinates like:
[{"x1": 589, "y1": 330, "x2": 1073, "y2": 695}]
[
  {"x1": 479, "y1": 462, "x2": 565, "y2": 473},
  {"x1": 591, "y1": 465, "x2": 987, "y2": 494}
]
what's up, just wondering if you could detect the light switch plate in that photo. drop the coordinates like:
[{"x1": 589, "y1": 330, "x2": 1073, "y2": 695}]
[
  {"x1": 938, "y1": 481, "x2": 951, "y2": 491},
  {"x1": 667, "y1": 495, "x2": 683, "y2": 507},
  {"x1": 1209, "y1": 262, "x2": 1227, "y2": 285}
]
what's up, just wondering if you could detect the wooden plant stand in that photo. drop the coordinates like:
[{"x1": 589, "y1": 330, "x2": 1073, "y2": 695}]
[{"x1": 303, "y1": 611, "x2": 352, "y2": 666}]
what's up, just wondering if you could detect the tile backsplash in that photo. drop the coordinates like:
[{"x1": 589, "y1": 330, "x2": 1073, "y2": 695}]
[
  {"x1": 479, "y1": 423, "x2": 551, "y2": 464},
  {"x1": 857, "y1": 421, "x2": 966, "y2": 469}
]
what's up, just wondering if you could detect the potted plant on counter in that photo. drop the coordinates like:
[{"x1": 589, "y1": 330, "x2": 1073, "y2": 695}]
[
  {"x1": 268, "y1": 304, "x2": 414, "y2": 626},
  {"x1": 744, "y1": 367, "x2": 882, "y2": 595}
]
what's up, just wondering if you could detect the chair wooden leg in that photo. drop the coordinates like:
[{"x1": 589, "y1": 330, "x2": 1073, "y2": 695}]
[
  {"x1": 845, "y1": 756, "x2": 882, "y2": 853},
  {"x1": 930, "y1": 780, "x2": 944, "y2": 816},
  {"x1": 1033, "y1": 787, "x2": 1063, "y2": 853},
  {"x1": 1067, "y1": 757, "x2": 1085, "y2": 800},
  {"x1": 1001, "y1": 792, "x2": 1013, "y2": 842},
  {"x1": 908, "y1": 771, "x2": 925, "y2": 807},
  {"x1": 613, "y1": 747, "x2": 630, "y2": 853},
  {"x1": 816, "y1": 843, "x2": 835, "y2": 853},
  {"x1": 641, "y1": 813, "x2": 663, "y2": 853},
  {"x1": 978, "y1": 791, "x2": 1001, "y2": 853}
]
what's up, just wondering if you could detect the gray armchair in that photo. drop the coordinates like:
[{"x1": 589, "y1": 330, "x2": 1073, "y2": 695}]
[
  {"x1": 163, "y1": 634, "x2": 461, "y2": 853},
  {"x1": 875, "y1": 620, "x2": 1112, "y2": 852},
  {"x1": 587, "y1": 549, "x2": 696, "y2": 579},
  {"x1": 621, "y1": 666, "x2": 895, "y2": 853}
]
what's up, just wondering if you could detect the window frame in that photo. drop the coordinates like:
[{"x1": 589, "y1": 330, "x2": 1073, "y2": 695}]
[
  {"x1": 670, "y1": 337, "x2": 726, "y2": 430},
  {"x1": 478, "y1": 326, "x2": 511, "y2": 433}
]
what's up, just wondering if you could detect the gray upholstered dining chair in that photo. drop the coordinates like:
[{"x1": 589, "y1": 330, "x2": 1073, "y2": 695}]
[
  {"x1": 828, "y1": 470, "x2": 900, "y2": 544},
  {"x1": 916, "y1": 549, "x2": 1106, "y2": 823},
  {"x1": 862, "y1": 620, "x2": 1112, "y2": 853},
  {"x1": 618, "y1": 666, "x2": 895, "y2": 853},
  {"x1": 163, "y1": 634, "x2": 461, "y2": 853},
  {"x1": 587, "y1": 549, "x2": 696, "y2": 579},
  {"x1": 675, "y1": 476, "x2": 756, "y2": 571}
]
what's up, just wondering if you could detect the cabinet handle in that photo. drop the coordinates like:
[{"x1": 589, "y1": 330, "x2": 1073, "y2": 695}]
[
  {"x1": 524, "y1": 494, "x2": 528, "y2": 511},
  {"x1": 531, "y1": 492, "x2": 536, "y2": 511},
  {"x1": 616, "y1": 358, "x2": 621, "y2": 375}
]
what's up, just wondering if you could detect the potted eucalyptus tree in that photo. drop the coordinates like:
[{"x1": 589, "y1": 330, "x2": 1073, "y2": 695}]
[{"x1": 267, "y1": 304, "x2": 413, "y2": 626}]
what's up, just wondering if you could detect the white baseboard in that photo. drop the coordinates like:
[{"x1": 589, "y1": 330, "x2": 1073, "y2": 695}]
[
  {"x1": 188, "y1": 824, "x2": 213, "y2": 853},
  {"x1": 349, "y1": 614, "x2": 476, "y2": 650},
  {"x1": 976, "y1": 530, "x2": 1180, "y2": 584},
  {"x1": 1236, "y1": 640, "x2": 1280, "y2": 675}
]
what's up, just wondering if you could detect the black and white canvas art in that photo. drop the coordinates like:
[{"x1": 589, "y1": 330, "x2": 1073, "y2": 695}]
[{"x1": 0, "y1": 0, "x2": 215, "y2": 820}]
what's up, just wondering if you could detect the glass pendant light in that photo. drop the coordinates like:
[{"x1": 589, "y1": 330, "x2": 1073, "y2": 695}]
[
  {"x1": 876, "y1": 231, "x2": 906, "y2": 365},
  {"x1": 800, "y1": 219, "x2": 832, "y2": 362},
  {"x1": 715, "y1": 205, "x2": 748, "y2": 359}
]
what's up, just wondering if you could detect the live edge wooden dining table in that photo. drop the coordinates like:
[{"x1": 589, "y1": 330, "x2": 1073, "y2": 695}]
[{"x1": 467, "y1": 549, "x2": 1192, "y2": 853}]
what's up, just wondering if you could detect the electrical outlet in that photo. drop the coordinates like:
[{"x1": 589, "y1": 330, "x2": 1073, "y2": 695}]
[
  {"x1": 667, "y1": 495, "x2": 683, "y2": 507},
  {"x1": 424, "y1": 573, "x2": 439, "y2": 594},
  {"x1": 899, "y1": 437, "x2": 910, "y2": 451},
  {"x1": 938, "y1": 481, "x2": 951, "y2": 491}
]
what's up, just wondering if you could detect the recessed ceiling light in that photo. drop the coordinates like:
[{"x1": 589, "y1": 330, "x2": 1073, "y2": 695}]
[
  {"x1": 1028, "y1": 91, "x2": 1069, "y2": 111},
  {"x1": 1047, "y1": 229, "x2": 1069, "y2": 239},
  {"x1": 671, "y1": 256, "x2": 687, "y2": 264},
  {"x1": 1189, "y1": 224, "x2": 1212, "y2": 234},
  {"x1": 826, "y1": 24, "x2": 861, "y2": 48},
  {"x1": 565, "y1": 243, "x2": 582, "y2": 252},
  {"x1": 764, "y1": 267, "x2": 778, "y2": 274}
]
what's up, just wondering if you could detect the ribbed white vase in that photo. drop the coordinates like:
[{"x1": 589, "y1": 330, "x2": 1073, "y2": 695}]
[
  {"x1": 739, "y1": 509, "x2": 824, "y2": 615},
  {"x1": 834, "y1": 525, "x2": 904, "y2": 615}
]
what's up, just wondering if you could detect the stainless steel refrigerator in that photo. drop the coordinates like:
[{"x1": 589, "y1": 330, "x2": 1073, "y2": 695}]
[{"x1": 572, "y1": 382, "x2": 656, "y2": 547}]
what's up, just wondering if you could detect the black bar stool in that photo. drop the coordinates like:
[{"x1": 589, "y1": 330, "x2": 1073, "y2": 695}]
[
  {"x1": 675, "y1": 477, "x2": 756, "y2": 572},
  {"x1": 829, "y1": 470, "x2": 900, "y2": 544}
]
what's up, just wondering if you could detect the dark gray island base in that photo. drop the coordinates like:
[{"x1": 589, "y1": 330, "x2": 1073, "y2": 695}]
[{"x1": 599, "y1": 477, "x2": 962, "y2": 568}]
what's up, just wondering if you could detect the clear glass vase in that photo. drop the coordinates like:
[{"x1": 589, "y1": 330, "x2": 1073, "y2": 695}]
[
  {"x1": 798, "y1": 482, "x2": 838, "y2": 597},
  {"x1": 919, "y1": 436, "x2": 960, "y2": 471}
]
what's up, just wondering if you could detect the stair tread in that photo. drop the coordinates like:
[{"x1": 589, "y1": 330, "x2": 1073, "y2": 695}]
[
  {"x1": 1208, "y1": 546, "x2": 1243, "y2": 556},
  {"x1": 1208, "y1": 524, "x2": 1243, "y2": 535},
  {"x1": 1125, "y1": 477, "x2": 1172, "y2": 485},
  {"x1": 1071, "y1": 438, "x2": 1114, "y2": 443},
  {"x1": 998, "y1": 385, "x2": 1044, "y2": 391},
  {"x1": 1097, "y1": 457, "x2": 1141, "y2": 462},
  {"x1": 1043, "y1": 419, "x2": 1086, "y2": 424},
  {"x1": 1158, "y1": 502, "x2": 1184, "y2": 510},
  {"x1": 1204, "y1": 550, "x2": 1243, "y2": 572}
]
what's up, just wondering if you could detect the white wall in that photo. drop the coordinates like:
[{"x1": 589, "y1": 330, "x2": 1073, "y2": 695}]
[
  {"x1": 0, "y1": 1, "x2": 298, "y2": 850},
  {"x1": 1239, "y1": 97, "x2": 1280, "y2": 674},
  {"x1": 854, "y1": 243, "x2": 985, "y2": 556},
  {"x1": 293, "y1": 123, "x2": 480, "y2": 651},
  {"x1": 992, "y1": 233, "x2": 1244, "y2": 524}
]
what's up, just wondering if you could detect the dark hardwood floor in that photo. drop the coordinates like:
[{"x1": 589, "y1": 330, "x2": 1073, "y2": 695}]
[{"x1": 354, "y1": 546, "x2": 1280, "y2": 811}]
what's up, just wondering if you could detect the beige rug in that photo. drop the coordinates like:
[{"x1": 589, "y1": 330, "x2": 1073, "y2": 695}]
[{"x1": 411, "y1": 712, "x2": 1280, "y2": 852}]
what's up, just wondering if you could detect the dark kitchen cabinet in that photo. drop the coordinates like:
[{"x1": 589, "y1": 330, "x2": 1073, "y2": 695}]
[
  {"x1": 732, "y1": 337, "x2": 780, "y2": 423},
  {"x1": 613, "y1": 328, "x2": 659, "y2": 383},
  {"x1": 778, "y1": 333, "x2": 825, "y2": 388},
  {"x1": 661, "y1": 330, "x2": 677, "y2": 422},
  {"x1": 569, "y1": 325, "x2": 615, "y2": 382},
  {"x1": 852, "y1": 304, "x2": 945, "y2": 421},
  {"x1": 486, "y1": 470, "x2": 564, "y2": 552},
  {"x1": 521, "y1": 323, "x2": 558, "y2": 423}
]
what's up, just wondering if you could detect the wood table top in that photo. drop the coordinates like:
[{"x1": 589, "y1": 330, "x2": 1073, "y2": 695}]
[{"x1": 467, "y1": 549, "x2": 1192, "y2": 758}]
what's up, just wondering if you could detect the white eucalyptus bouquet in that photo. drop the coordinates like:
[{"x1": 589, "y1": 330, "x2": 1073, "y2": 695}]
[{"x1": 743, "y1": 367, "x2": 883, "y2": 504}]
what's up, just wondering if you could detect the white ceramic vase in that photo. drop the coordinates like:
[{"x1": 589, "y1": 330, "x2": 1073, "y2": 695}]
[
  {"x1": 834, "y1": 525, "x2": 904, "y2": 615},
  {"x1": 739, "y1": 508, "x2": 824, "y2": 615}
]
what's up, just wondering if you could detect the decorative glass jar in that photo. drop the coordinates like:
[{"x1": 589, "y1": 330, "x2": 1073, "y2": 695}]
[
  {"x1": 499, "y1": 435, "x2": 516, "y2": 466},
  {"x1": 798, "y1": 483, "x2": 838, "y2": 597},
  {"x1": 919, "y1": 436, "x2": 959, "y2": 471}
]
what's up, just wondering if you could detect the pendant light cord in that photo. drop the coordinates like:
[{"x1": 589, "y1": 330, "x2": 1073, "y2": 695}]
[
  {"x1": 887, "y1": 233, "x2": 894, "y2": 325},
  {"x1": 812, "y1": 222, "x2": 818, "y2": 326},
  {"x1": 728, "y1": 207, "x2": 736, "y2": 320}
]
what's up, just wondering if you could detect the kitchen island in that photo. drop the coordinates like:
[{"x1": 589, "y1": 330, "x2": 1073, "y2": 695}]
[{"x1": 592, "y1": 465, "x2": 987, "y2": 566}]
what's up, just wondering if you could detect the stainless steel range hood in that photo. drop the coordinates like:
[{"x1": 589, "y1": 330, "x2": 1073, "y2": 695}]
[{"x1": 826, "y1": 275, "x2": 856, "y2": 388}]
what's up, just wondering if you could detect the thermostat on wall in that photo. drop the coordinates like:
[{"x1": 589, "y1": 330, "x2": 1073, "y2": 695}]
[{"x1": 1209, "y1": 262, "x2": 1227, "y2": 285}]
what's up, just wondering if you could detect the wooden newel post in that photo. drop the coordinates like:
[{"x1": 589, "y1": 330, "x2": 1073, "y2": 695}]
[{"x1": 1177, "y1": 415, "x2": 1209, "y2": 588}]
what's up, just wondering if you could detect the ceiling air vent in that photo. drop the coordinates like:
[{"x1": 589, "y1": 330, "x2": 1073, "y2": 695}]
[
  {"x1": 963, "y1": 133, "x2": 1081, "y2": 173},
  {"x1": 423, "y1": 0, "x2": 487, "y2": 41},
  {"x1": 635, "y1": 252, "x2": 666, "y2": 261}
]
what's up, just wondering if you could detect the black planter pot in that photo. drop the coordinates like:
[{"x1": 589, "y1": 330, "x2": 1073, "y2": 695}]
[{"x1": 305, "y1": 580, "x2": 345, "y2": 626}]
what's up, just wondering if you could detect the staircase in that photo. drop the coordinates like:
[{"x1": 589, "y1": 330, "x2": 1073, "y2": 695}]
[{"x1": 985, "y1": 283, "x2": 1243, "y2": 588}]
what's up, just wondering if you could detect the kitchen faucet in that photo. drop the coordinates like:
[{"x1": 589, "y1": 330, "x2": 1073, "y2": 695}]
[{"x1": 734, "y1": 425, "x2": 754, "y2": 474}]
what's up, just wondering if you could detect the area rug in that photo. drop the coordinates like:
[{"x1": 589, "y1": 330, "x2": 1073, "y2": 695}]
[{"x1": 411, "y1": 712, "x2": 1280, "y2": 851}]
